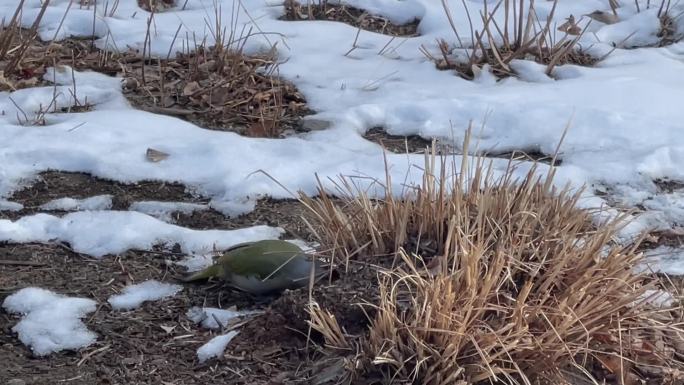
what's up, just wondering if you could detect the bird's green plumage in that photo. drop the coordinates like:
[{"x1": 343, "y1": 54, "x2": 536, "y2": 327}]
[{"x1": 182, "y1": 239, "x2": 322, "y2": 294}]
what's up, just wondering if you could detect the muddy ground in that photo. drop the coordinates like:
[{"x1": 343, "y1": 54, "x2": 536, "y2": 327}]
[{"x1": 0, "y1": 171, "x2": 380, "y2": 385}]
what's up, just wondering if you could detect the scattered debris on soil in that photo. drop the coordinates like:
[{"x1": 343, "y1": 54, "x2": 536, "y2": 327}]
[
  {"x1": 3, "y1": 20, "x2": 311, "y2": 136},
  {"x1": 6, "y1": 171, "x2": 199, "y2": 213},
  {"x1": 363, "y1": 127, "x2": 435, "y2": 153},
  {"x1": 655, "y1": 178, "x2": 684, "y2": 193},
  {"x1": 2, "y1": 171, "x2": 314, "y2": 239},
  {"x1": 0, "y1": 242, "x2": 304, "y2": 384},
  {"x1": 137, "y1": 0, "x2": 176, "y2": 12},
  {"x1": 282, "y1": 0, "x2": 420, "y2": 37},
  {"x1": 364, "y1": 127, "x2": 561, "y2": 165},
  {"x1": 122, "y1": 43, "x2": 311, "y2": 137}
]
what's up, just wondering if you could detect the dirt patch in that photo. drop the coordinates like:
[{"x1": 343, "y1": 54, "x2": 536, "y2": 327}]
[
  {"x1": 0, "y1": 242, "x2": 311, "y2": 385},
  {"x1": 363, "y1": 127, "x2": 434, "y2": 154},
  {"x1": 282, "y1": 0, "x2": 420, "y2": 37},
  {"x1": 137, "y1": 0, "x2": 176, "y2": 12},
  {"x1": 0, "y1": 243, "x2": 380, "y2": 384},
  {"x1": 364, "y1": 127, "x2": 561, "y2": 165},
  {"x1": 1, "y1": 25, "x2": 312, "y2": 136},
  {"x1": 654, "y1": 178, "x2": 684, "y2": 193},
  {"x1": 7, "y1": 171, "x2": 199, "y2": 212},
  {"x1": 122, "y1": 44, "x2": 311, "y2": 137},
  {"x1": 2, "y1": 171, "x2": 314, "y2": 240},
  {"x1": 483, "y1": 148, "x2": 563, "y2": 166}
]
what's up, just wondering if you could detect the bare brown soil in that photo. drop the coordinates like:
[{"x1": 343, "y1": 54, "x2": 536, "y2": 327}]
[
  {"x1": 282, "y1": 1, "x2": 420, "y2": 37},
  {"x1": 364, "y1": 127, "x2": 562, "y2": 165},
  {"x1": 0, "y1": 172, "x2": 377, "y2": 385}
]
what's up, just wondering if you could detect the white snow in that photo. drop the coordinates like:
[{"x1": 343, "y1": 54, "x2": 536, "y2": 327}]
[
  {"x1": 640, "y1": 289, "x2": 675, "y2": 308},
  {"x1": 645, "y1": 246, "x2": 684, "y2": 275},
  {"x1": 2, "y1": 287, "x2": 97, "y2": 356},
  {"x1": 196, "y1": 331, "x2": 239, "y2": 363},
  {"x1": 108, "y1": 280, "x2": 183, "y2": 310},
  {"x1": 0, "y1": 200, "x2": 23, "y2": 211},
  {"x1": 40, "y1": 195, "x2": 113, "y2": 211},
  {"x1": 0, "y1": 0, "x2": 683, "y2": 267},
  {"x1": 129, "y1": 201, "x2": 208, "y2": 222},
  {"x1": 0, "y1": 211, "x2": 284, "y2": 257},
  {"x1": 187, "y1": 306, "x2": 259, "y2": 330}
]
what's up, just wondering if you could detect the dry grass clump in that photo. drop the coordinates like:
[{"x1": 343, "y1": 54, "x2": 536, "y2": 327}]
[
  {"x1": 282, "y1": 0, "x2": 420, "y2": 37},
  {"x1": 422, "y1": 0, "x2": 598, "y2": 80},
  {"x1": 300, "y1": 138, "x2": 683, "y2": 384}
]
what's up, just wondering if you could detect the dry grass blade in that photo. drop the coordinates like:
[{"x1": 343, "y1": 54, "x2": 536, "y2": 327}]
[{"x1": 307, "y1": 301, "x2": 351, "y2": 350}]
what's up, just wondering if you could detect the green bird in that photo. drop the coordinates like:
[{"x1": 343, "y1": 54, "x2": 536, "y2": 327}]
[{"x1": 183, "y1": 240, "x2": 323, "y2": 294}]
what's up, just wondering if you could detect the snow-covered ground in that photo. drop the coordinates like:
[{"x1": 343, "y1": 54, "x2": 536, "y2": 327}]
[
  {"x1": 0, "y1": 0, "x2": 681, "y2": 223},
  {"x1": 1, "y1": 0, "x2": 684, "y2": 356}
]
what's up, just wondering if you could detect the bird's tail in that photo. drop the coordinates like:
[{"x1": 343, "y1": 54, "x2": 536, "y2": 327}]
[{"x1": 182, "y1": 264, "x2": 222, "y2": 282}]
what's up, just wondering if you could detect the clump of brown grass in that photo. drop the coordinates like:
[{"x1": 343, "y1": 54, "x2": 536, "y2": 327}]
[
  {"x1": 300, "y1": 134, "x2": 683, "y2": 384},
  {"x1": 422, "y1": 0, "x2": 598, "y2": 80},
  {"x1": 282, "y1": 0, "x2": 420, "y2": 37}
]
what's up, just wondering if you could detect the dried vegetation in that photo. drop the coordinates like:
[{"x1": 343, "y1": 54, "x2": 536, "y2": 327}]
[
  {"x1": 0, "y1": 0, "x2": 51, "y2": 91},
  {"x1": 2, "y1": 1, "x2": 311, "y2": 136},
  {"x1": 122, "y1": 42, "x2": 309, "y2": 137},
  {"x1": 422, "y1": 0, "x2": 598, "y2": 80},
  {"x1": 300, "y1": 134, "x2": 684, "y2": 384}
]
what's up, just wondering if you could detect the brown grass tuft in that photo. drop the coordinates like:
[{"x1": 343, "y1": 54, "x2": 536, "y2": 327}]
[
  {"x1": 300, "y1": 132, "x2": 683, "y2": 384},
  {"x1": 422, "y1": 0, "x2": 599, "y2": 80}
]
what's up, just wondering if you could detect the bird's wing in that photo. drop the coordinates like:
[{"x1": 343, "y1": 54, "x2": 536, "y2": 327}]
[
  {"x1": 229, "y1": 251, "x2": 303, "y2": 280},
  {"x1": 222, "y1": 241, "x2": 257, "y2": 254}
]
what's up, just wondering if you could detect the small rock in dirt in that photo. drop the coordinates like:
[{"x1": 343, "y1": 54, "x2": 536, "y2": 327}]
[
  {"x1": 299, "y1": 118, "x2": 332, "y2": 131},
  {"x1": 7, "y1": 379, "x2": 27, "y2": 385}
]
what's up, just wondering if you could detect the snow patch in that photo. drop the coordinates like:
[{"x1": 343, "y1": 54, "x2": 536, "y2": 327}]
[
  {"x1": 2, "y1": 287, "x2": 97, "y2": 356},
  {"x1": 0, "y1": 211, "x2": 284, "y2": 257},
  {"x1": 187, "y1": 306, "x2": 259, "y2": 330},
  {"x1": 129, "y1": 201, "x2": 208, "y2": 222},
  {"x1": 0, "y1": 200, "x2": 23, "y2": 211},
  {"x1": 645, "y1": 246, "x2": 684, "y2": 275},
  {"x1": 40, "y1": 195, "x2": 113, "y2": 211},
  {"x1": 196, "y1": 331, "x2": 239, "y2": 363},
  {"x1": 108, "y1": 280, "x2": 183, "y2": 310}
]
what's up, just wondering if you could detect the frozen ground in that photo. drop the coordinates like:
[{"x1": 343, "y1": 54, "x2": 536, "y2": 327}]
[{"x1": 1, "y1": 0, "x2": 684, "y2": 361}]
